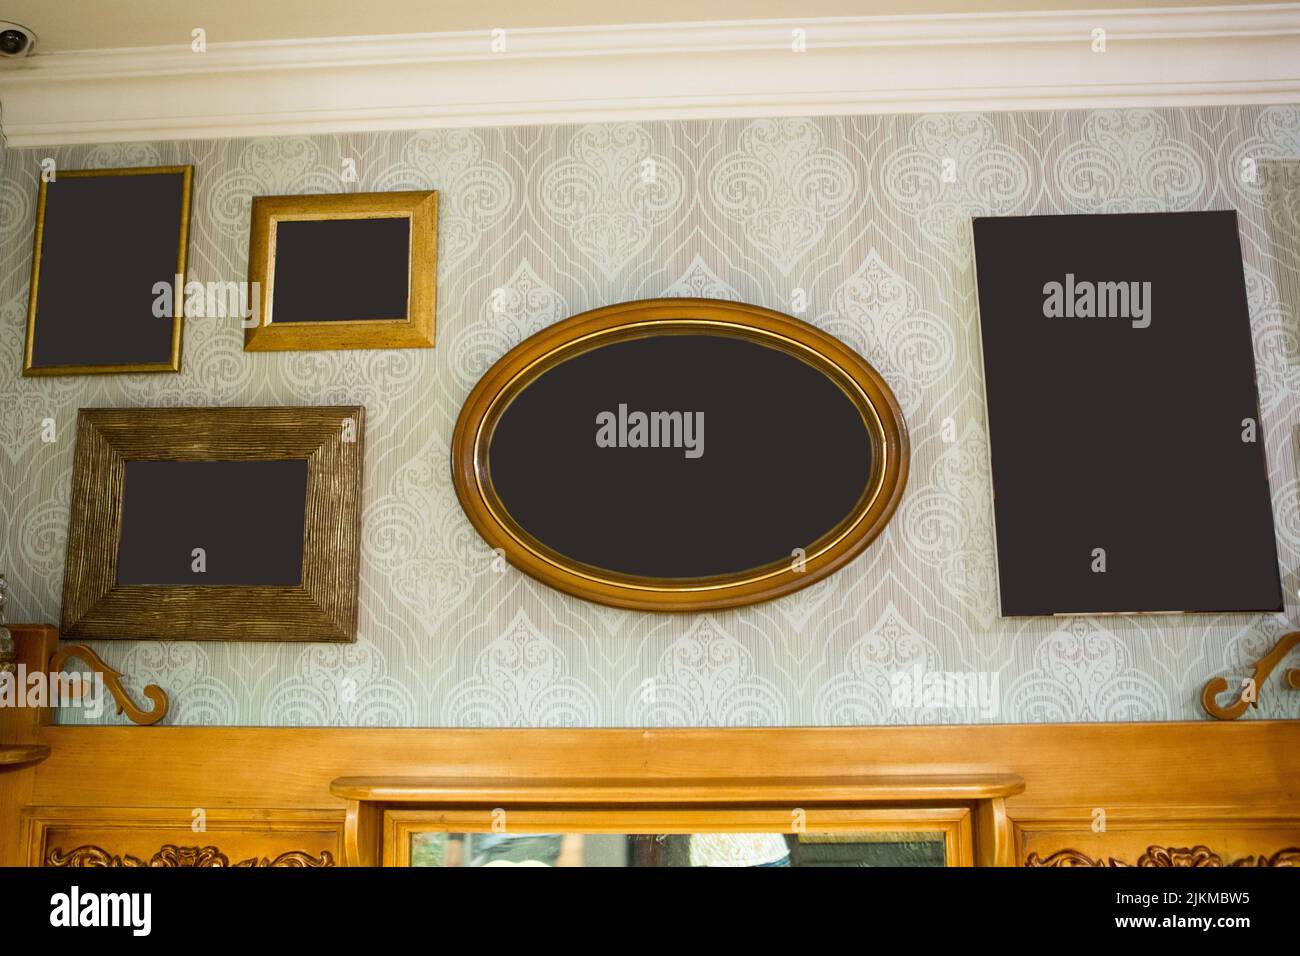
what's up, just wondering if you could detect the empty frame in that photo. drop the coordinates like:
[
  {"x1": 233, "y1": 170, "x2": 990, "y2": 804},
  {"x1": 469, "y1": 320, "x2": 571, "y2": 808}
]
[
  {"x1": 453, "y1": 298, "x2": 909, "y2": 611},
  {"x1": 246, "y1": 190, "x2": 437, "y2": 351},
  {"x1": 24, "y1": 166, "x2": 192, "y2": 376},
  {"x1": 61, "y1": 406, "x2": 364, "y2": 642},
  {"x1": 973, "y1": 210, "x2": 1282, "y2": 616}
]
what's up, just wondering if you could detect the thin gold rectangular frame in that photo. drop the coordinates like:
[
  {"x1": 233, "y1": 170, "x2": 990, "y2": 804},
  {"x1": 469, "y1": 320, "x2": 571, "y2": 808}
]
[
  {"x1": 60, "y1": 405, "x2": 364, "y2": 642},
  {"x1": 245, "y1": 190, "x2": 437, "y2": 351},
  {"x1": 23, "y1": 165, "x2": 193, "y2": 376}
]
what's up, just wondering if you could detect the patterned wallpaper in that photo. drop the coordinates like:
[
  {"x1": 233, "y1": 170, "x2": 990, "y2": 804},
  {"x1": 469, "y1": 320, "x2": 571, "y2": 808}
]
[{"x1": 2, "y1": 106, "x2": 1299, "y2": 726}]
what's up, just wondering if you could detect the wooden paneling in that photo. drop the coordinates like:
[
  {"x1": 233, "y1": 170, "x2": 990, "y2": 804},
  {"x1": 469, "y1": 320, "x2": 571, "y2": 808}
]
[
  {"x1": 4, "y1": 625, "x2": 1299, "y2": 866},
  {"x1": 26, "y1": 721, "x2": 1299, "y2": 811},
  {"x1": 1018, "y1": 816, "x2": 1300, "y2": 866},
  {"x1": 24, "y1": 807, "x2": 341, "y2": 868},
  {"x1": 0, "y1": 625, "x2": 56, "y2": 869},
  {"x1": 18, "y1": 719, "x2": 1296, "y2": 867}
]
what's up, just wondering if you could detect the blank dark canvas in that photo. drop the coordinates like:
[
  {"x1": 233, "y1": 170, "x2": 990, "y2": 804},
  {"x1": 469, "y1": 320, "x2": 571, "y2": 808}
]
[
  {"x1": 115, "y1": 459, "x2": 309, "y2": 586},
  {"x1": 488, "y1": 335, "x2": 873, "y2": 578},
  {"x1": 271, "y1": 216, "x2": 410, "y2": 323},
  {"x1": 972, "y1": 210, "x2": 1282, "y2": 616},
  {"x1": 30, "y1": 171, "x2": 185, "y2": 368}
]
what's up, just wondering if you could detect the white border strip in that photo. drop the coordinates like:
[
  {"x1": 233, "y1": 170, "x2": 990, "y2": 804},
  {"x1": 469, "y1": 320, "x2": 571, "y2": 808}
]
[{"x1": 1, "y1": 5, "x2": 1299, "y2": 145}]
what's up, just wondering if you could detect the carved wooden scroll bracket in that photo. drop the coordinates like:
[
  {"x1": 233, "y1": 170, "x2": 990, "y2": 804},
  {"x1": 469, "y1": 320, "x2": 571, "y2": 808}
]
[
  {"x1": 48, "y1": 644, "x2": 169, "y2": 726},
  {"x1": 1200, "y1": 630, "x2": 1300, "y2": 721}
]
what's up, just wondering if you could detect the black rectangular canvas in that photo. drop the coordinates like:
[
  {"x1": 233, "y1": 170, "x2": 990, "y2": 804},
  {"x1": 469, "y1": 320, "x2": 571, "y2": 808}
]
[
  {"x1": 26, "y1": 168, "x2": 189, "y2": 373},
  {"x1": 972, "y1": 210, "x2": 1282, "y2": 616},
  {"x1": 115, "y1": 459, "x2": 309, "y2": 586},
  {"x1": 271, "y1": 216, "x2": 410, "y2": 323}
]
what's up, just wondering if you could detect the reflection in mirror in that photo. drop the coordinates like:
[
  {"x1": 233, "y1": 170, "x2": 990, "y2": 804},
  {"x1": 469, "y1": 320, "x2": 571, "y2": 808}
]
[{"x1": 408, "y1": 831, "x2": 945, "y2": 867}]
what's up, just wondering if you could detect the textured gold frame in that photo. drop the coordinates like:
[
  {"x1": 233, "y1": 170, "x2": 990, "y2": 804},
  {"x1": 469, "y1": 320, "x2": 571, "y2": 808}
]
[
  {"x1": 245, "y1": 190, "x2": 437, "y2": 351},
  {"x1": 451, "y1": 298, "x2": 909, "y2": 611},
  {"x1": 23, "y1": 165, "x2": 192, "y2": 376},
  {"x1": 60, "y1": 406, "x2": 364, "y2": 642}
]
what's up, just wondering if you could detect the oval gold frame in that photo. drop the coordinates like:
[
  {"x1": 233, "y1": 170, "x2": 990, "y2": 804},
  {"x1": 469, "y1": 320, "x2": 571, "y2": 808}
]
[{"x1": 451, "y1": 298, "x2": 910, "y2": 611}]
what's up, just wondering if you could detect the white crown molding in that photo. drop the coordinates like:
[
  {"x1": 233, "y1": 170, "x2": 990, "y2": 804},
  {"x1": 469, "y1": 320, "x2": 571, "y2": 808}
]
[{"x1": 1, "y1": 5, "x2": 1299, "y2": 146}]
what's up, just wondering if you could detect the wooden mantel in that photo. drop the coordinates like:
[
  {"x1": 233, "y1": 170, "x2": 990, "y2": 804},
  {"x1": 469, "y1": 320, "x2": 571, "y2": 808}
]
[
  {"x1": 5, "y1": 626, "x2": 1297, "y2": 870},
  {"x1": 331, "y1": 772, "x2": 1025, "y2": 867}
]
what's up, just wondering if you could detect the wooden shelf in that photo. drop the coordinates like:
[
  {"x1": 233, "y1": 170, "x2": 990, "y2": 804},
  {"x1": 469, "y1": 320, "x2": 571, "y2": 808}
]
[
  {"x1": 331, "y1": 773, "x2": 1026, "y2": 805},
  {"x1": 0, "y1": 744, "x2": 51, "y2": 769}
]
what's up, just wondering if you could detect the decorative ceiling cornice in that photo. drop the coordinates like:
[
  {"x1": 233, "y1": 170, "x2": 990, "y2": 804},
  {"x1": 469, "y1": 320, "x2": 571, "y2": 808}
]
[{"x1": 1, "y1": 4, "x2": 1299, "y2": 145}]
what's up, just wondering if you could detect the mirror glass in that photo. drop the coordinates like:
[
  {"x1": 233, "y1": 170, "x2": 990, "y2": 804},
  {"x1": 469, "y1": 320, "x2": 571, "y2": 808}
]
[{"x1": 408, "y1": 831, "x2": 945, "y2": 867}]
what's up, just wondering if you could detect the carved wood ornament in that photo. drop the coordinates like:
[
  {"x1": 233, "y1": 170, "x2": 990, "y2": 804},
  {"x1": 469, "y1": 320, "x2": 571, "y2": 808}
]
[
  {"x1": 46, "y1": 844, "x2": 334, "y2": 867},
  {"x1": 1026, "y1": 845, "x2": 1300, "y2": 867},
  {"x1": 1200, "y1": 630, "x2": 1300, "y2": 720},
  {"x1": 48, "y1": 644, "x2": 168, "y2": 726}
]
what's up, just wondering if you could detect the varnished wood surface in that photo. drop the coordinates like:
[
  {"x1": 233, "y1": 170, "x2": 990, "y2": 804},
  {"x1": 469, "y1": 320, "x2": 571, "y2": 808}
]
[
  {"x1": 12, "y1": 719, "x2": 1300, "y2": 868},
  {"x1": 1202, "y1": 630, "x2": 1300, "y2": 719},
  {"x1": 330, "y1": 773, "x2": 1025, "y2": 804},
  {"x1": 0, "y1": 744, "x2": 50, "y2": 767},
  {"x1": 48, "y1": 645, "x2": 168, "y2": 726},
  {"x1": 25, "y1": 720, "x2": 1300, "y2": 811},
  {"x1": 339, "y1": 772, "x2": 1018, "y2": 864},
  {"x1": 0, "y1": 626, "x2": 57, "y2": 868},
  {"x1": 975, "y1": 796, "x2": 1014, "y2": 866},
  {"x1": 1015, "y1": 807, "x2": 1300, "y2": 868},
  {"x1": 23, "y1": 807, "x2": 342, "y2": 868},
  {"x1": 4, "y1": 626, "x2": 1298, "y2": 867}
]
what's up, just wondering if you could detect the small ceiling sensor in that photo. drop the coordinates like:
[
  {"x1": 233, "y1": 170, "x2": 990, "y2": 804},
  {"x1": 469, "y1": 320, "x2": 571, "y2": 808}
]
[{"x1": 0, "y1": 20, "x2": 36, "y2": 58}]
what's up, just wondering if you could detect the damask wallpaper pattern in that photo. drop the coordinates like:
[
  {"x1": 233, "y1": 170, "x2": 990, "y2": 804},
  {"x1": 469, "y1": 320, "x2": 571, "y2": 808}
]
[{"x1": 1, "y1": 106, "x2": 1298, "y2": 726}]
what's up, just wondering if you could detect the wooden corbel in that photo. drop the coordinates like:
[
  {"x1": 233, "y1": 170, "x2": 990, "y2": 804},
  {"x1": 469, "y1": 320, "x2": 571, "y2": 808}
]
[
  {"x1": 48, "y1": 644, "x2": 169, "y2": 726},
  {"x1": 1201, "y1": 630, "x2": 1300, "y2": 720}
]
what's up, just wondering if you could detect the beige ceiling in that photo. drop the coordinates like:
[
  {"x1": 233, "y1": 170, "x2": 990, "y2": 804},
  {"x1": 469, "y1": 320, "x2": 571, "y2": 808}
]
[{"x1": 4, "y1": 0, "x2": 1293, "y2": 52}]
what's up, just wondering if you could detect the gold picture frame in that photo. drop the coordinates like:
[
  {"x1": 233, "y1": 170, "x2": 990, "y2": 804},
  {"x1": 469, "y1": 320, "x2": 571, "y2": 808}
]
[
  {"x1": 451, "y1": 298, "x2": 910, "y2": 612},
  {"x1": 60, "y1": 406, "x2": 364, "y2": 643},
  {"x1": 23, "y1": 165, "x2": 193, "y2": 376},
  {"x1": 245, "y1": 190, "x2": 437, "y2": 351}
]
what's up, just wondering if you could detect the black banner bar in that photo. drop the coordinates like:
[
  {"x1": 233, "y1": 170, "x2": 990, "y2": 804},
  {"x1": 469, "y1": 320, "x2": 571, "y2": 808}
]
[{"x1": 2, "y1": 865, "x2": 1296, "y2": 943}]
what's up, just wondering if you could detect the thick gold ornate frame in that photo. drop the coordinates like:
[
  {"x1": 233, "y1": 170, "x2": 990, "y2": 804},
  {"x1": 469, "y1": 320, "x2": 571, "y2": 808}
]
[
  {"x1": 23, "y1": 165, "x2": 193, "y2": 376},
  {"x1": 245, "y1": 190, "x2": 437, "y2": 351},
  {"x1": 451, "y1": 298, "x2": 909, "y2": 611}
]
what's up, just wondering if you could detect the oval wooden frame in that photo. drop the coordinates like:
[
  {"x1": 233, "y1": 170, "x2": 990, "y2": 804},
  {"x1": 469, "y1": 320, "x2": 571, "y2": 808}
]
[{"x1": 451, "y1": 298, "x2": 909, "y2": 611}]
